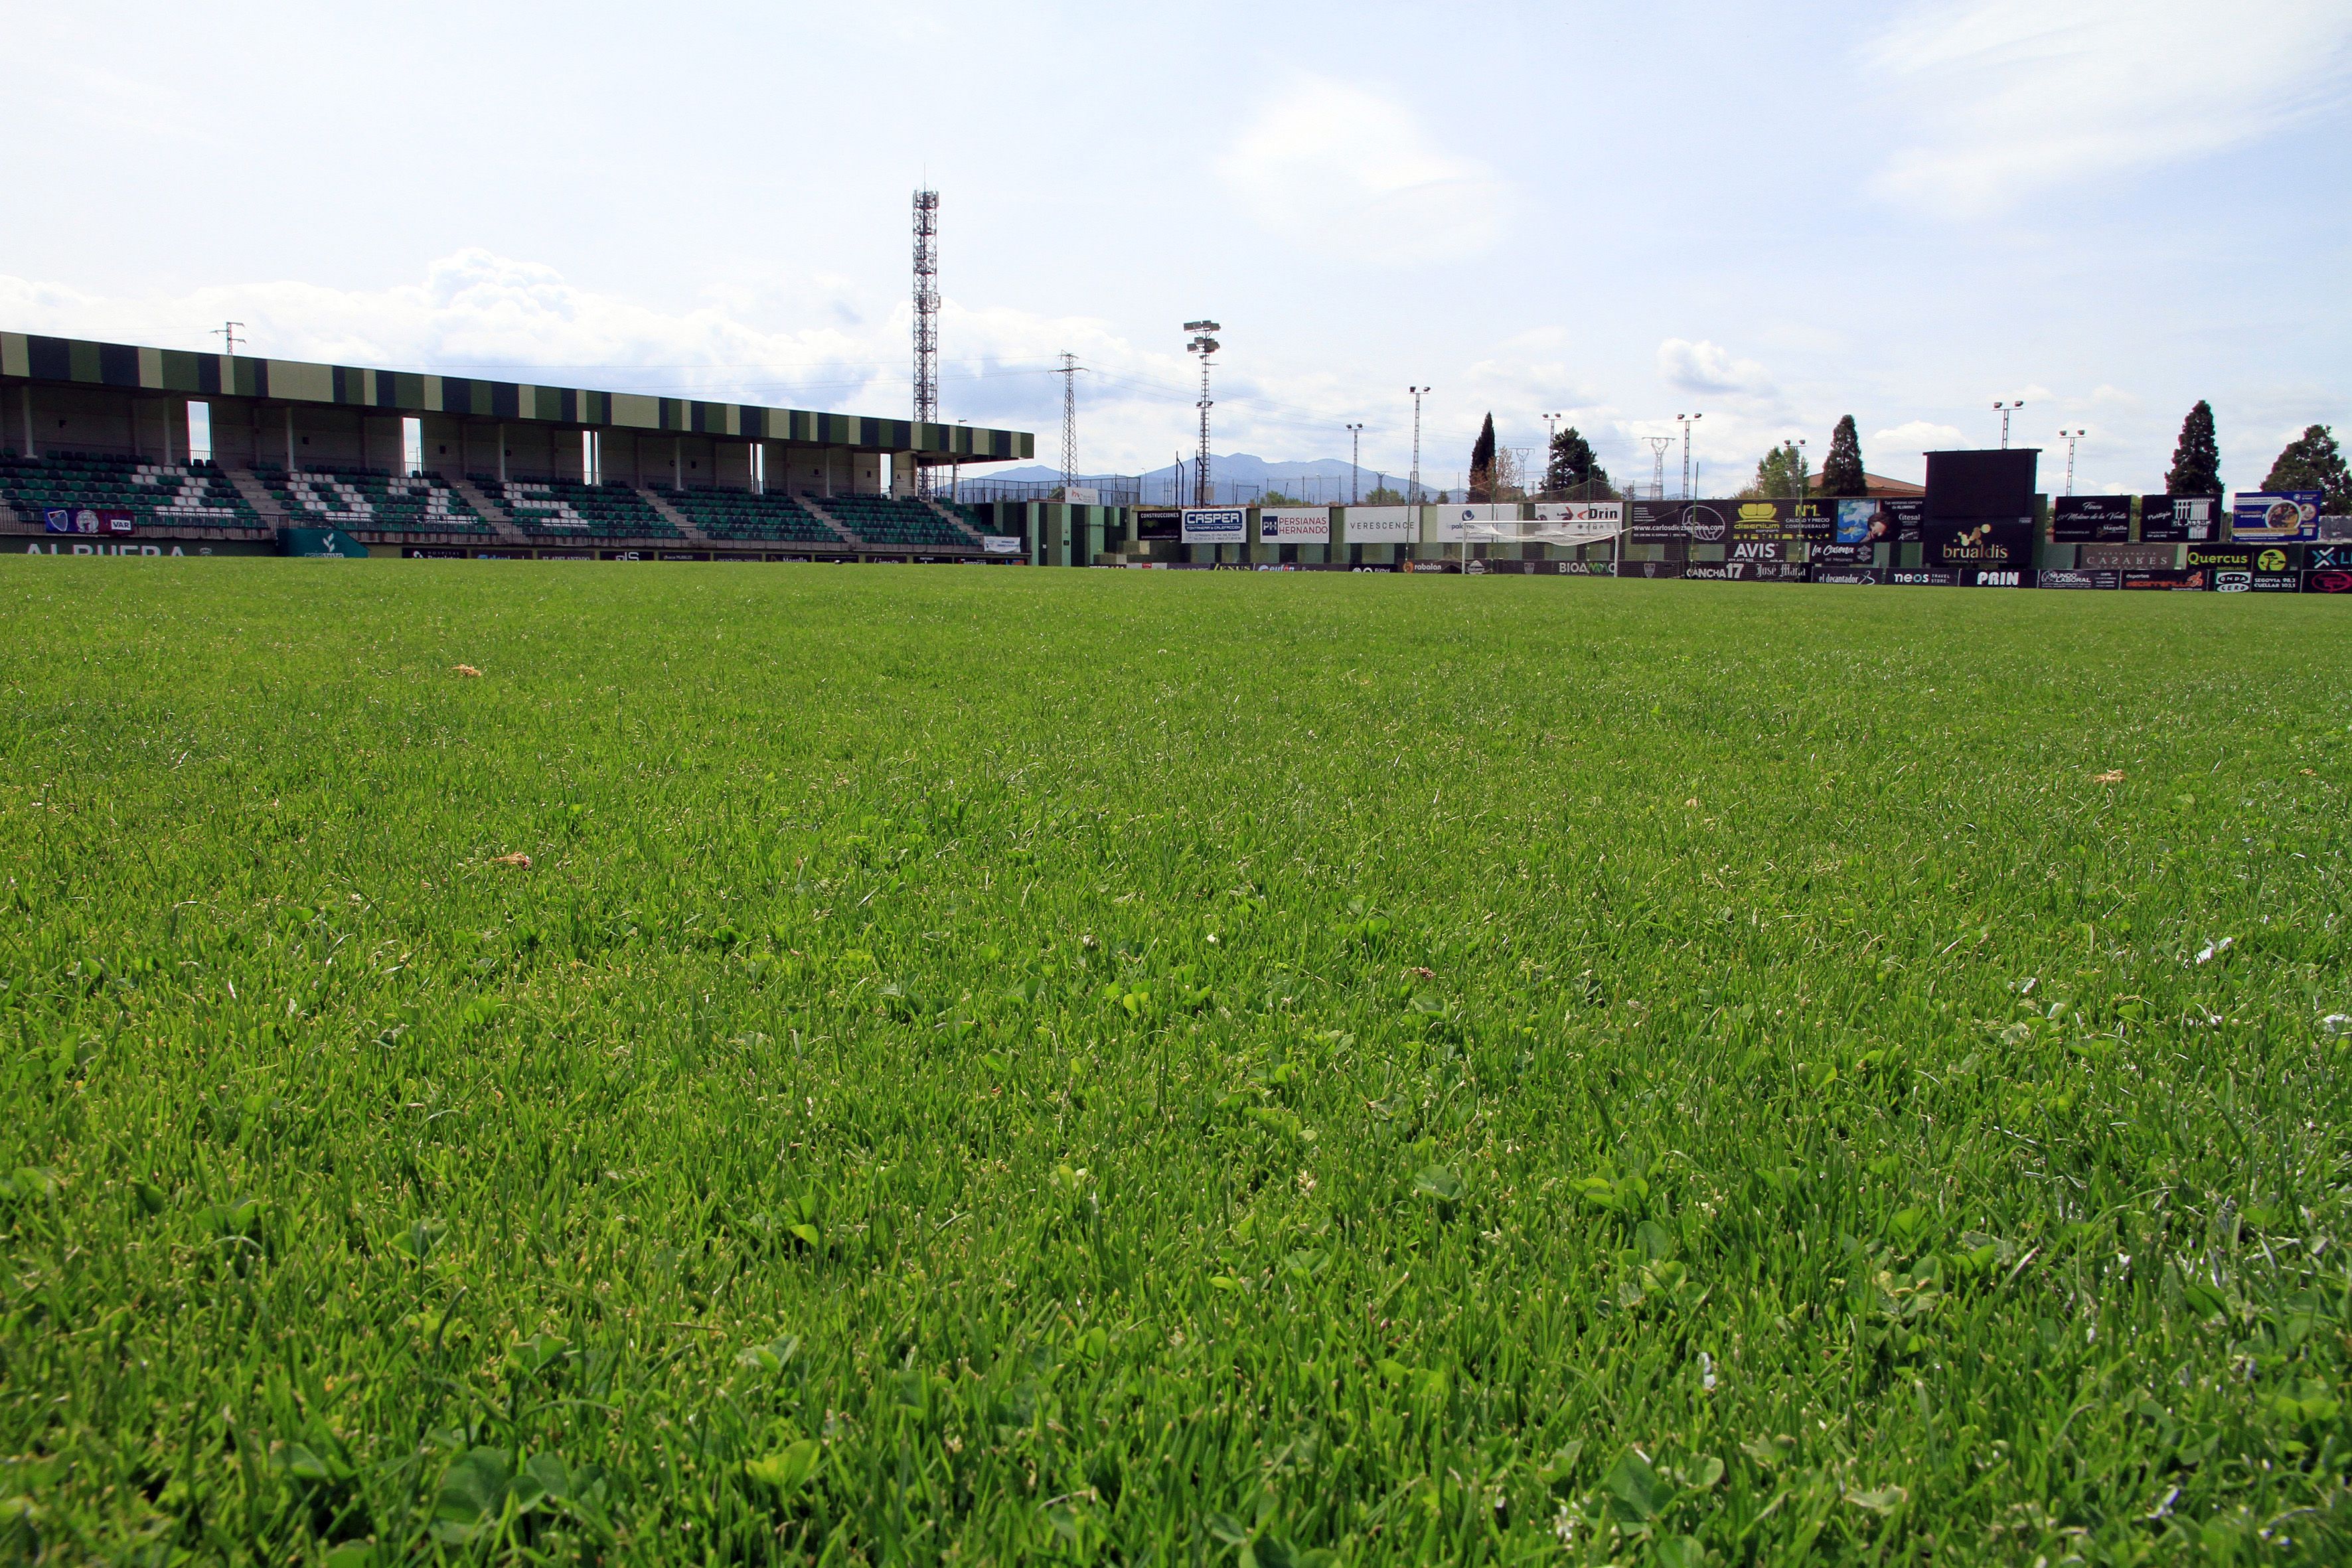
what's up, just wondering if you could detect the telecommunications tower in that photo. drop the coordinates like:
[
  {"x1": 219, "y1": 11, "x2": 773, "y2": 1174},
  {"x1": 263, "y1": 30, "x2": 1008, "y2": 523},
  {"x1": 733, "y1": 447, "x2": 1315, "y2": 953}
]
[
  {"x1": 1408, "y1": 386, "x2": 1429, "y2": 503},
  {"x1": 1057, "y1": 353, "x2": 1084, "y2": 495},
  {"x1": 1643, "y1": 435, "x2": 1673, "y2": 499},
  {"x1": 1186, "y1": 321, "x2": 1219, "y2": 506},
  {"x1": 912, "y1": 190, "x2": 941, "y2": 492}
]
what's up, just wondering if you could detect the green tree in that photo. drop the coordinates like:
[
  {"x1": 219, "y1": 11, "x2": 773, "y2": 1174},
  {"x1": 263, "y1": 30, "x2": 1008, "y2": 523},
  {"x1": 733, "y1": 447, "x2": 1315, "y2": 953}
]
[
  {"x1": 1820, "y1": 415, "x2": 1867, "y2": 496},
  {"x1": 1468, "y1": 414, "x2": 1498, "y2": 501},
  {"x1": 2260, "y1": 424, "x2": 2351, "y2": 514},
  {"x1": 1261, "y1": 489, "x2": 1304, "y2": 506},
  {"x1": 1543, "y1": 426, "x2": 1616, "y2": 498},
  {"x1": 1362, "y1": 485, "x2": 1403, "y2": 505},
  {"x1": 2165, "y1": 400, "x2": 2222, "y2": 495},
  {"x1": 1739, "y1": 443, "x2": 1808, "y2": 499}
]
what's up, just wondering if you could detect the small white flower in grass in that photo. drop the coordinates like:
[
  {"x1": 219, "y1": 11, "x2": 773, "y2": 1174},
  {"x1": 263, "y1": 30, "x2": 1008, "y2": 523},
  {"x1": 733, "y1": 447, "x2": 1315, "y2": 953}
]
[
  {"x1": 1551, "y1": 1501, "x2": 1576, "y2": 1546},
  {"x1": 1699, "y1": 1350, "x2": 1717, "y2": 1391},
  {"x1": 2195, "y1": 937, "x2": 2233, "y2": 965}
]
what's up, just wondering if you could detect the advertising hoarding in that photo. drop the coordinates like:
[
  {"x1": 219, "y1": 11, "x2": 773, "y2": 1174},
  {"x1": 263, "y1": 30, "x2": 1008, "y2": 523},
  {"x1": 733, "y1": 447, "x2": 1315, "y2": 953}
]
[
  {"x1": 1258, "y1": 507, "x2": 1331, "y2": 544},
  {"x1": 1616, "y1": 559, "x2": 1686, "y2": 579},
  {"x1": 1679, "y1": 503, "x2": 1731, "y2": 544},
  {"x1": 1135, "y1": 508, "x2": 1182, "y2": 540},
  {"x1": 2051, "y1": 495, "x2": 2132, "y2": 542},
  {"x1": 2230, "y1": 491, "x2": 2323, "y2": 542},
  {"x1": 1340, "y1": 505, "x2": 1417, "y2": 544},
  {"x1": 2304, "y1": 570, "x2": 2352, "y2": 594},
  {"x1": 1435, "y1": 504, "x2": 1518, "y2": 542},
  {"x1": 1924, "y1": 520, "x2": 2034, "y2": 568},
  {"x1": 1809, "y1": 564, "x2": 1888, "y2": 585},
  {"x1": 982, "y1": 535, "x2": 1023, "y2": 554},
  {"x1": 1531, "y1": 501, "x2": 1625, "y2": 526},
  {"x1": 1626, "y1": 501, "x2": 1688, "y2": 541},
  {"x1": 2137, "y1": 494, "x2": 2221, "y2": 543},
  {"x1": 1926, "y1": 449, "x2": 2039, "y2": 518},
  {"x1": 2035, "y1": 568, "x2": 2119, "y2": 589},
  {"x1": 2306, "y1": 543, "x2": 2352, "y2": 570},
  {"x1": 1180, "y1": 507, "x2": 1247, "y2": 544},
  {"x1": 2082, "y1": 542, "x2": 2177, "y2": 570}
]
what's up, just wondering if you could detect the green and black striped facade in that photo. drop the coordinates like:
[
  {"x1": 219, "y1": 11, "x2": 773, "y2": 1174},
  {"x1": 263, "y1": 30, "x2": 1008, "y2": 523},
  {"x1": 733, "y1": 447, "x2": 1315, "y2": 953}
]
[{"x1": 0, "y1": 332, "x2": 1030, "y2": 462}]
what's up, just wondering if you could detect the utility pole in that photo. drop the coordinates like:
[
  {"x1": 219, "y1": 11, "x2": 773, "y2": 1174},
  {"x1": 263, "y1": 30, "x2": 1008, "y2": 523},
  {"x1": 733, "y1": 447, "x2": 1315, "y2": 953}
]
[
  {"x1": 1408, "y1": 387, "x2": 1429, "y2": 504},
  {"x1": 213, "y1": 321, "x2": 245, "y2": 356},
  {"x1": 1677, "y1": 413, "x2": 1703, "y2": 499},
  {"x1": 2057, "y1": 428, "x2": 2086, "y2": 495},
  {"x1": 1643, "y1": 435, "x2": 1672, "y2": 500},
  {"x1": 1346, "y1": 423, "x2": 1364, "y2": 503},
  {"x1": 1056, "y1": 353, "x2": 1083, "y2": 497},
  {"x1": 1186, "y1": 321, "x2": 1219, "y2": 506},
  {"x1": 911, "y1": 190, "x2": 941, "y2": 495},
  {"x1": 1794, "y1": 437, "x2": 1808, "y2": 498},
  {"x1": 1994, "y1": 400, "x2": 2023, "y2": 449}
]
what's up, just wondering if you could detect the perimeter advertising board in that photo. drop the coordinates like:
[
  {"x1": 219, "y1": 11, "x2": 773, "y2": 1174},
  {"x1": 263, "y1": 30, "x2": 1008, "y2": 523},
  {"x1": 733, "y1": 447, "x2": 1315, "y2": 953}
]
[
  {"x1": 1924, "y1": 520, "x2": 2034, "y2": 569},
  {"x1": 2137, "y1": 495, "x2": 2221, "y2": 543},
  {"x1": 2187, "y1": 544, "x2": 2300, "y2": 592},
  {"x1": 1180, "y1": 507, "x2": 1247, "y2": 544},
  {"x1": 1626, "y1": 501, "x2": 1687, "y2": 542},
  {"x1": 1341, "y1": 505, "x2": 1416, "y2": 544},
  {"x1": 1808, "y1": 564, "x2": 1888, "y2": 585},
  {"x1": 1135, "y1": 508, "x2": 1182, "y2": 540},
  {"x1": 2305, "y1": 569, "x2": 2352, "y2": 593},
  {"x1": 2307, "y1": 544, "x2": 2352, "y2": 570},
  {"x1": 2082, "y1": 542, "x2": 2178, "y2": 570},
  {"x1": 2231, "y1": 491, "x2": 2323, "y2": 542},
  {"x1": 1616, "y1": 559, "x2": 1685, "y2": 579},
  {"x1": 2051, "y1": 495, "x2": 2131, "y2": 543},
  {"x1": 2035, "y1": 568, "x2": 2119, "y2": 589},
  {"x1": 1679, "y1": 503, "x2": 1731, "y2": 544},
  {"x1": 44, "y1": 507, "x2": 133, "y2": 535},
  {"x1": 1435, "y1": 504, "x2": 1518, "y2": 542},
  {"x1": 1258, "y1": 507, "x2": 1331, "y2": 544},
  {"x1": 1531, "y1": 501, "x2": 1625, "y2": 528}
]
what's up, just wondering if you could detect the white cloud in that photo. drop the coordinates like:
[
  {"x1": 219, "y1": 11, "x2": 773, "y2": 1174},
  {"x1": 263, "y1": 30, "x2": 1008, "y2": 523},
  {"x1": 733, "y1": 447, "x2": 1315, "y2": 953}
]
[
  {"x1": 1217, "y1": 77, "x2": 1508, "y2": 262},
  {"x1": 1873, "y1": 420, "x2": 1969, "y2": 456},
  {"x1": 1865, "y1": 0, "x2": 2352, "y2": 214},
  {"x1": 1657, "y1": 339, "x2": 1775, "y2": 399}
]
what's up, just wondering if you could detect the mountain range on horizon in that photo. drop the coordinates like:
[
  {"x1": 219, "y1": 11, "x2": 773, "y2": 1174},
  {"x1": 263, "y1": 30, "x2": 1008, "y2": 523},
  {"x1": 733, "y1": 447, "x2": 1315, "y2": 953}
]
[{"x1": 967, "y1": 452, "x2": 1441, "y2": 505}]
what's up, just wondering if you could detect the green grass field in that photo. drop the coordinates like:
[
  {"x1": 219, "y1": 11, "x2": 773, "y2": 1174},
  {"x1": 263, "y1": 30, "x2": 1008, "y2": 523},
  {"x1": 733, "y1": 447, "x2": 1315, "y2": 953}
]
[{"x1": 3, "y1": 561, "x2": 2348, "y2": 1566}]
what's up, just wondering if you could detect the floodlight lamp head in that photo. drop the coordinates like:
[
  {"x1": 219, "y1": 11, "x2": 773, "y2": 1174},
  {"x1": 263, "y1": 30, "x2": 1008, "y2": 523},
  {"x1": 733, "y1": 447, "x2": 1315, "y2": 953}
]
[{"x1": 1184, "y1": 320, "x2": 1219, "y2": 333}]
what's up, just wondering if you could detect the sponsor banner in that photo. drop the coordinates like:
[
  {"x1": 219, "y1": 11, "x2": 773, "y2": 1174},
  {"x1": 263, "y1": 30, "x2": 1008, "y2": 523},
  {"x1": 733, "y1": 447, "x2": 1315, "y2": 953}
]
[
  {"x1": 2303, "y1": 568, "x2": 2352, "y2": 594},
  {"x1": 1725, "y1": 538, "x2": 1796, "y2": 563},
  {"x1": 2122, "y1": 568, "x2": 2209, "y2": 591},
  {"x1": 1832, "y1": 497, "x2": 1908, "y2": 550},
  {"x1": 2250, "y1": 572, "x2": 2300, "y2": 593},
  {"x1": 1685, "y1": 559, "x2": 1808, "y2": 584},
  {"x1": 659, "y1": 551, "x2": 709, "y2": 561},
  {"x1": 2051, "y1": 495, "x2": 2132, "y2": 543},
  {"x1": 602, "y1": 550, "x2": 647, "y2": 561},
  {"x1": 1679, "y1": 503, "x2": 1731, "y2": 544},
  {"x1": 1180, "y1": 507, "x2": 1248, "y2": 543},
  {"x1": 538, "y1": 550, "x2": 597, "y2": 560},
  {"x1": 1135, "y1": 507, "x2": 1182, "y2": 540},
  {"x1": 42, "y1": 506, "x2": 131, "y2": 535},
  {"x1": 1531, "y1": 501, "x2": 1624, "y2": 526},
  {"x1": 1341, "y1": 505, "x2": 1417, "y2": 544},
  {"x1": 1626, "y1": 500, "x2": 1689, "y2": 541},
  {"x1": 2137, "y1": 493, "x2": 2221, "y2": 543},
  {"x1": 1435, "y1": 503, "x2": 1518, "y2": 542},
  {"x1": 1259, "y1": 507, "x2": 1331, "y2": 544},
  {"x1": 1725, "y1": 501, "x2": 1790, "y2": 541},
  {"x1": 2189, "y1": 543, "x2": 2299, "y2": 574},
  {"x1": 406, "y1": 546, "x2": 469, "y2": 559},
  {"x1": 1490, "y1": 558, "x2": 1618, "y2": 576},
  {"x1": 982, "y1": 534, "x2": 1023, "y2": 554},
  {"x1": 2231, "y1": 489, "x2": 2323, "y2": 542},
  {"x1": 2319, "y1": 515, "x2": 2352, "y2": 540},
  {"x1": 2082, "y1": 542, "x2": 2177, "y2": 570},
  {"x1": 1399, "y1": 558, "x2": 1460, "y2": 573},
  {"x1": 2035, "y1": 568, "x2": 2118, "y2": 589},
  {"x1": 1063, "y1": 485, "x2": 1100, "y2": 505},
  {"x1": 1808, "y1": 565, "x2": 1888, "y2": 585},
  {"x1": 1616, "y1": 558, "x2": 1685, "y2": 580},
  {"x1": 1891, "y1": 568, "x2": 1959, "y2": 586},
  {"x1": 2304, "y1": 542, "x2": 2352, "y2": 570},
  {"x1": 1812, "y1": 540, "x2": 1877, "y2": 566},
  {"x1": 1963, "y1": 568, "x2": 2033, "y2": 588},
  {"x1": 1925, "y1": 519, "x2": 2034, "y2": 568}
]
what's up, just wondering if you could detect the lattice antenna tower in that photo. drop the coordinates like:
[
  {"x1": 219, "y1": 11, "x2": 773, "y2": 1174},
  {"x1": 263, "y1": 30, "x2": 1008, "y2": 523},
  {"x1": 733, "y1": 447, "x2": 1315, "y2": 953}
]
[
  {"x1": 1056, "y1": 353, "x2": 1085, "y2": 493},
  {"x1": 1643, "y1": 435, "x2": 1673, "y2": 499},
  {"x1": 1186, "y1": 321, "x2": 1219, "y2": 505},
  {"x1": 911, "y1": 190, "x2": 941, "y2": 491}
]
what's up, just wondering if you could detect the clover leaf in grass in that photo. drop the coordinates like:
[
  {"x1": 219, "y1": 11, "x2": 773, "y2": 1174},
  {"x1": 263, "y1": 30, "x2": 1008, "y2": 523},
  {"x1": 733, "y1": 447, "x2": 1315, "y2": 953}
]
[
  {"x1": 734, "y1": 1334, "x2": 802, "y2": 1374},
  {"x1": 744, "y1": 1439, "x2": 822, "y2": 1496},
  {"x1": 430, "y1": 1448, "x2": 512, "y2": 1544},
  {"x1": 1412, "y1": 1165, "x2": 1464, "y2": 1202},
  {"x1": 1846, "y1": 1484, "x2": 1909, "y2": 1515},
  {"x1": 1656, "y1": 1537, "x2": 1706, "y2": 1568},
  {"x1": 1601, "y1": 1448, "x2": 1668, "y2": 1523}
]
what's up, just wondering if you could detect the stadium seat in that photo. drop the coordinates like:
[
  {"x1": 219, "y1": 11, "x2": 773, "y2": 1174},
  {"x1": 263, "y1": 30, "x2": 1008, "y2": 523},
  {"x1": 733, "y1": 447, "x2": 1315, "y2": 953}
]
[
  {"x1": 663, "y1": 487, "x2": 842, "y2": 546},
  {"x1": 0, "y1": 451, "x2": 264, "y2": 529},
  {"x1": 253, "y1": 465, "x2": 493, "y2": 536},
  {"x1": 815, "y1": 494, "x2": 973, "y2": 549},
  {"x1": 484, "y1": 477, "x2": 681, "y2": 541}
]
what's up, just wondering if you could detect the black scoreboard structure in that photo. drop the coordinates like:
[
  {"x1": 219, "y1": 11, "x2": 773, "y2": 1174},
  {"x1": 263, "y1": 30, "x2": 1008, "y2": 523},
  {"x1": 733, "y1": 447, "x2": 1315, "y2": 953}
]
[{"x1": 1923, "y1": 448, "x2": 2039, "y2": 586}]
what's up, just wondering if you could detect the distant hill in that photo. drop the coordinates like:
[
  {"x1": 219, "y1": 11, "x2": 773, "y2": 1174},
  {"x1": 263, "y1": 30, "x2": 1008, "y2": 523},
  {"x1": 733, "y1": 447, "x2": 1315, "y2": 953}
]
[{"x1": 975, "y1": 452, "x2": 1426, "y2": 505}]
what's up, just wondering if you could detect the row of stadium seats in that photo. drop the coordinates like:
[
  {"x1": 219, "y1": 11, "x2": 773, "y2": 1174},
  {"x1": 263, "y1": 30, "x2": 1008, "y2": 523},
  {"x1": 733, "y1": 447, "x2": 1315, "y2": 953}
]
[
  {"x1": 0, "y1": 451, "x2": 263, "y2": 527},
  {"x1": 819, "y1": 493, "x2": 973, "y2": 549},
  {"x1": 663, "y1": 488, "x2": 839, "y2": 545},
  {"x1": 250, "y1": 465, "x2": 493, "y2": 536},
  {"x1": 473, "y1": 476, "x2": 682, "y2": 541}
]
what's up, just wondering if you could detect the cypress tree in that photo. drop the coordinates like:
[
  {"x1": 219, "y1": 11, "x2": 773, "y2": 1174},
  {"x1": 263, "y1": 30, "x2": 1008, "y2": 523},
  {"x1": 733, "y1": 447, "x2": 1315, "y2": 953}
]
[
  {"x1": 2165, "y1": 400, "x2": 2222, "y2": 495},
  {"x1": 1820, "y1": 415, "x2": 1867, "y2": 496},
  {"x1": 1468, "y1": 414, "x2": 1498, "y2": 501},
  {"x1": 2260, "y1": 425, "x2": 2351, "y2": 514}
]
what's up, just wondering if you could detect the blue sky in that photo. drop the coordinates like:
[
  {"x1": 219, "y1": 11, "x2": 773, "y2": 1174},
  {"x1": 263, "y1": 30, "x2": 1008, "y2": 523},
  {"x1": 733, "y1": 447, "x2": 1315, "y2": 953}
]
[{"x1": 3, "y1": 0, "x2": 2347, "y2": 493}]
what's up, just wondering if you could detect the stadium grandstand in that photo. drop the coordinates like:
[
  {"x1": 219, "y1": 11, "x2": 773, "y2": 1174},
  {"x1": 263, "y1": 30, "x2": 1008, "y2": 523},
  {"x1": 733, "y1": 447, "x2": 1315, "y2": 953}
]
[{"x1": 0, "y1": 332, "x2": 1033, "y2": 561}]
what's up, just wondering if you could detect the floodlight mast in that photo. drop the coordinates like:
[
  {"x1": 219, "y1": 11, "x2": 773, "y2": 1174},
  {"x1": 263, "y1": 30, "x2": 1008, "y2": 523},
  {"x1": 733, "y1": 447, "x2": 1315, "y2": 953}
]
[
  {"x1": 911, "y1": 190, "x2": 941, "y2": 495},
  {"x1": 1677, "y1": 413, "x2": 1703, "y2": 499},
  {"x1": 1346, "y1": 423, "x2": 1365, "y2": 503},
  {"x1": 2057, "y1": 428, "x2": 2086, "y2": 496},
  {"x1": 1994, "y1": 400, "x2": 2023, "y2": 450},
  {"x1": 1408, "y1": 387, "x2": 1429, "y2": 505},
  {"x1": 1186, "y1": 321, "x2": 1219, "y2": 506}
]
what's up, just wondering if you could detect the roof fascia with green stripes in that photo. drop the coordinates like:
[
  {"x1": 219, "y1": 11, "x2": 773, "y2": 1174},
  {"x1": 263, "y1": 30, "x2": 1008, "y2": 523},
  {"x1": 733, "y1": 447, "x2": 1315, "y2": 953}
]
[{"x1": 0, "y1": 331, "x2": 1032, "y2": 463}]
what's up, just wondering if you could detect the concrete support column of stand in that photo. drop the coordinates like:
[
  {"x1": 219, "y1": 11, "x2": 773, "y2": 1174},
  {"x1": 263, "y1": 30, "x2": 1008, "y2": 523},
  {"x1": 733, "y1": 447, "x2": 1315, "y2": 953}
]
[
  {"x1": 284, "y1": 406, "x2": 296, "y2": 471},
  {"x1": 163, "y1": 399, "x2": 175, "y2": 467},
  {"x1": 498, "y1": 424, "x2": 508, "y2": 485},
  {"x1": 19, "y1": 386, "x2": 33, "y2": 459},
  {"x1": 672, "y1": 437, "x2": 682, "y2": 491}
]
